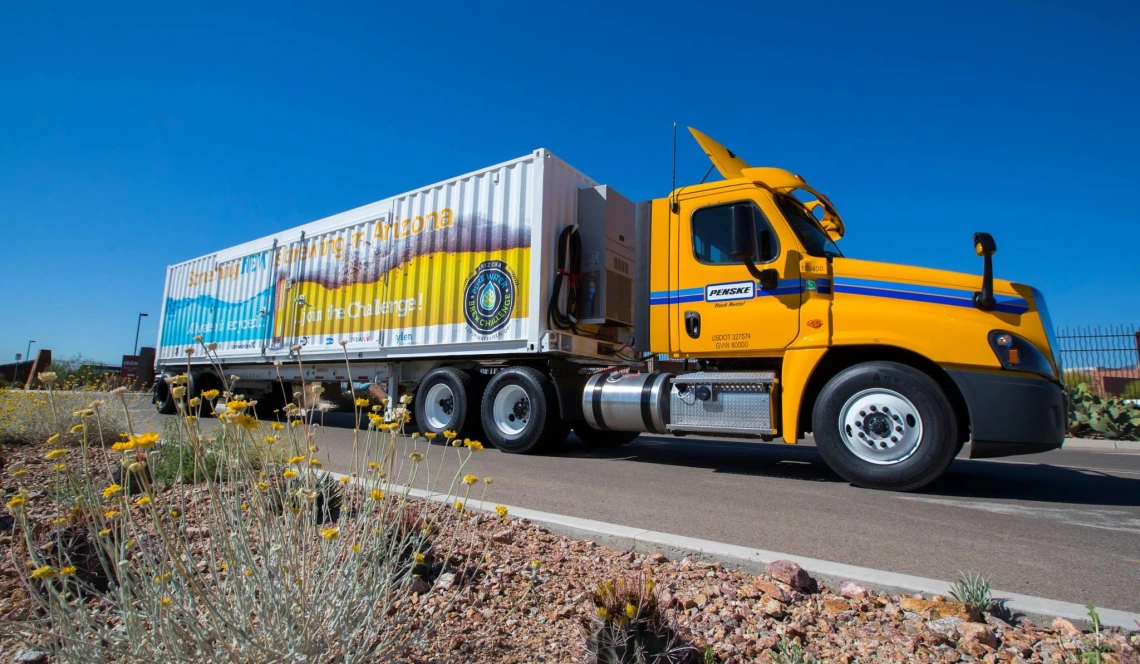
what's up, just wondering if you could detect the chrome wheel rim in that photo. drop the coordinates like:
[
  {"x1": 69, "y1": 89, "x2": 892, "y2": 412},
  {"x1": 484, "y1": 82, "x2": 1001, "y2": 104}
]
[
  {"x1": 423, "y1": 383, "x2": 455, "y2": 431},
  {"x1": 838, "y1": 388, "x2": 923, "y2": 465},
  {"x1": 492, "y1": 384, "x2": 530, "y2": 437}
]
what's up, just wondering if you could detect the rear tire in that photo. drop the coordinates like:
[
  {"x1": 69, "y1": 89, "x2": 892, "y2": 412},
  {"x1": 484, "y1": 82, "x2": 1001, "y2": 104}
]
[
  {"x1": 572, "y1": 422, "x2": 640, "y2": 448},
  {"x1": 811, "y1": 361, "x2": 957, "y2": 492},
  {"x1": 189, "y1": 372, "x2": 223, "y2": 417},
  {"x1": 153, "y1": 375, "x2": 176, "y2": 415},
  {"x1": 415, "y1": 367, "x2": 480, "y2": 442},
  {"x1": 481, "y1": 367, "x2": 568, "y2": 454}
]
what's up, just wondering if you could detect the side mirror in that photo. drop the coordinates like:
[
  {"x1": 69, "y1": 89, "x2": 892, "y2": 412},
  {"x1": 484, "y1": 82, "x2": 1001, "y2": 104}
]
[
  {"x1": 729, "y1": 204, "x2": 757, "y2": 261},
  {"x1": 972, "y1": 232, "x2": 997, "y2": 311}
]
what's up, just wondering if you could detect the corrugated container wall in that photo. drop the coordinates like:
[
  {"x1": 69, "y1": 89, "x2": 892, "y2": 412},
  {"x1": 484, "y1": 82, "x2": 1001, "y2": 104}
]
[{"x1": 156, "y1": 150, "x2": 599, "y2": 367}]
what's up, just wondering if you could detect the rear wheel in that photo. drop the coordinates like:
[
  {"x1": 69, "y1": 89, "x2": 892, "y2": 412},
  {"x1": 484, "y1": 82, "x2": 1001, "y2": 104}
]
[
  {"x1": 572, "y1": 422, "x2": 640, "y2": 448},
  {"x1": 153, "y1": 375, "x2": 176, "y2": 414},
  {"x1": 481, "y1": 367, "x2": 568, "y2": 454},
  {"x1": 812, "y1": 361, "x2": 957, "y2": 491},
  {"x1": 188, "y1": 373, "x2": 223, "y2": 417},
  {"x1": 415, "y1": 367, "x2": 480, "y2": 442}
]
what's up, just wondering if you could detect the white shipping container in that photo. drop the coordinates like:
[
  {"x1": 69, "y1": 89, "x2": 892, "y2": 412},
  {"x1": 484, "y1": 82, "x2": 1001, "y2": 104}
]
[{"x1": 156, "y1": 150, "x2": 601, "y2": 369}]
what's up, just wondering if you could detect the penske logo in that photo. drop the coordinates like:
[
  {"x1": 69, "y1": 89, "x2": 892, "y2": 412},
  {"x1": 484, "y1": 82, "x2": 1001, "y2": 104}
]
[{"x1": 705, "y1": 281, "x2": 755, "y2": 302}]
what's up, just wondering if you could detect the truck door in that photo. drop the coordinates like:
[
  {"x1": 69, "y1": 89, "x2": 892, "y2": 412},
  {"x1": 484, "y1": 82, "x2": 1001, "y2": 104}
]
[{"x1": 673, "y1": 190, "x2": 801, "y2": 355}]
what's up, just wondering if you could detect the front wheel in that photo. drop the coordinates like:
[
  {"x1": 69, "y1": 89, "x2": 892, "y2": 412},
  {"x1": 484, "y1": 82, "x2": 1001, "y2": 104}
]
[
  {"x1": 811, "y1": 361, "x2": 958, "y2": 491},
  {"x1": 481, "y1": 367, "x2": 568, "y2": 454}
]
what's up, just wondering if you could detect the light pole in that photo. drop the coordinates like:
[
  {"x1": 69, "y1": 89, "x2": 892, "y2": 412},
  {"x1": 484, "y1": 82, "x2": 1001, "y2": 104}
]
[
  {"x1": 25, "y1": 340, "x2": 34, "y2": 363},
  {"x1": 134, "y1": 313, "x2": 149, "y2": 355}
]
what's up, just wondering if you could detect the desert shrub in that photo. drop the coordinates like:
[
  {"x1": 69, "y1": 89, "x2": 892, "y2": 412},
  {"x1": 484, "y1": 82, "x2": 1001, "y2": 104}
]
[
  {"x1": 586, "y1": 576, "x2": 698, "y2": 664},
  {"x1": 0, "y1": 383, "x2": 143, "y2": 446},
  {"x1": 1068, "y1": 383, "x2": 1140, "y2": 440},
  {"x1": 3, "y1": 345, "x2": 498, "y2": 662},
  {"x1": 948, "y1": 570, "x2": 995, "y2": 615}
]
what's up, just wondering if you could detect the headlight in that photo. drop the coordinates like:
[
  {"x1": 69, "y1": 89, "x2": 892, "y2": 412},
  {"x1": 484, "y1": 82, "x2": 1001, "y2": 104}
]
[{"x1": 988, "y1": 330, "x2": 1055, "y2": 379}]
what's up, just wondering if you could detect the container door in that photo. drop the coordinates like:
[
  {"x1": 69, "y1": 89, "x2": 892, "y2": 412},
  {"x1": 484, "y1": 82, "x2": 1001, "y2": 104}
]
[{"x1": 673, "y1": 189, "x2": 801, "y2": 355}]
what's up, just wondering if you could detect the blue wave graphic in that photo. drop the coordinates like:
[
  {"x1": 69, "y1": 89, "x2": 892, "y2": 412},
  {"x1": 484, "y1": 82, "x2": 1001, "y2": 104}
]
[{"x1": 160, "y1": 287, "x2": 273, "y2": 348}]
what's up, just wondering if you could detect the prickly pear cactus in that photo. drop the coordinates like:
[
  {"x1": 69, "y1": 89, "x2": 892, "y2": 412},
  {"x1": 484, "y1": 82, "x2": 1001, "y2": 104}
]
[{"x1": 1068, "y1": 383, "x2": 1140, "y2": 441}]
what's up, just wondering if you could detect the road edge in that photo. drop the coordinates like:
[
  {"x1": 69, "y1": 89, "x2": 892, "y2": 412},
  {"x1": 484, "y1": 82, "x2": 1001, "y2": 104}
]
[{"x1": 324, "y1": 471, "x2": 1140, "y2": 630}]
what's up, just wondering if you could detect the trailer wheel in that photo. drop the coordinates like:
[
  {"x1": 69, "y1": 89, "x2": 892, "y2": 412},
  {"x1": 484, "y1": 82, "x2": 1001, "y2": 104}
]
[
  {"x1": 812, "y1": 361, "x2": 957, "y2": 491},
  {"x1": 572, "y1": 422, "x2": 640, "y2": 448},
  {"x1": 153, "y1": 375, "x2": 176, "y2": 415},
  {"x1": 415, "y1": 367, "x2": 479, "y2": 442},
  {"x1": 481, "y1": 367, "x2": 567, "y2": 454},
  {"x1": 188, "y1": 373, "x2": 223, "y2": 417},
  {"x1": 256, "y1": 380, "x2": 290, "y2": 420}
]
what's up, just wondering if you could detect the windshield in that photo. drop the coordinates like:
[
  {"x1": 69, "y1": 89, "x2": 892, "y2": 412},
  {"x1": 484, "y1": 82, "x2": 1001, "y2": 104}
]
[{"x1": 776, "y1": 194, "x2": 843, "y2": 258}]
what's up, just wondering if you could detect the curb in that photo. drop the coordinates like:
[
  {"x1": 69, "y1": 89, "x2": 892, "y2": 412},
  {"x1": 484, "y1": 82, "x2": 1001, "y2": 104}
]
[
  {"x1": 1063, "y1": 438, "x2": 1140, "y2": 452},
  {"x1": 324, "y1": 471, "x2": 1140, "y2": 630}
]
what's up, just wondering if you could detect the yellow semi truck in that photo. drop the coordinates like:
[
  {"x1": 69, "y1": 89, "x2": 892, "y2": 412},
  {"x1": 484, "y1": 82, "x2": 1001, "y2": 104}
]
[{"x1": 155, "y1": 128, "x2": 1066, "y2": 491}]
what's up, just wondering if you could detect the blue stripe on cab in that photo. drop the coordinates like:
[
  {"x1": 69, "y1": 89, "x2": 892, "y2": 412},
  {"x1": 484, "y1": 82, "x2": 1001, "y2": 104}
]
[{"x1": 832, "y1": 277, "x2": 1029, "y2": 314}]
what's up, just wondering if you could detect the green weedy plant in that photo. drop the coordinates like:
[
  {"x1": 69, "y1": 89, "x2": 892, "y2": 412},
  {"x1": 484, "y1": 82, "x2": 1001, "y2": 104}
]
[
  {"x1": 3, "y1": 341, "x2": 510, "y2": 662},
  {"x1": 586, "y1": 576, "x2": 699, "y2": 664},
  {"x1": 1065, "y1": 604, "x2": 1114, "y2": 664},
  {"x1": 769, "y1": 637, "x2": 817, "y2": 664},
  {"x1": 949, "y1": 570, "x2": 995, "y2": 615},
  {"x1": 1068, "y1": 383, "x2": 1140, "y2": 440}
]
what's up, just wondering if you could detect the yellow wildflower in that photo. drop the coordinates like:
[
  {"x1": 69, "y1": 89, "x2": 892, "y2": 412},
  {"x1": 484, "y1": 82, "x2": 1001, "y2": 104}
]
[
  {"x1": 45, "y1": 449, "x2": 68, "y2": 460},
  {"x1": 131, "y1": 432, "x2": 160, "y2": 448},
  {"x1": 188, "y1": 397, "x2": 200, "y2": 407},
  {"x1": 320, "y1": 527, "x2": 339, "y2": 541},
  {"x1": 269, "y1": 421, "x2": 285, "y2": 430},
  {"x1": 264, "y1": 435, "x2": 278, "y2": 444},
  {"x1": 12, "y1": 469, "x2": 27, "y2": 478},
  {"x1": 367, "y1": 461, "x2": 379, "y2": 469},
  {"x1": 308, "y1": 458, "x2": 322, "y2": 468},
  {"x1": 136, "y1": 496, "x2": 151, "y2": 505},
  {"x1": 232, "y1": 414, "x2": 259, "y2": 431},
  {"x1": 202, "y1": 389, "x2": 220, "y2": 400},
  {"x1": 53, "y1": 463, "x2": 65, "y2": 471},
  {"x1": 227, "y1": 400, "x2": 250, "y2": 412},
  {"x1": 256, "y1": 482, "x2": 269, "y2": 491},
  {"x1": 111, "y1": 441, "x2": 136, "y2": 452},
  {"x1": 61, "y1": 565, "x2": 77, "y2": 576},
  {"x1": 462, "y1": 474, "x2": 478, "y2": 485},
  {"x1": 354, "y1": 397, "x2": 370, "y2": 407},
  {"x1": 443, "y1": 429, "x2": 457, "y2": 439},
  {"x1": 465, "y1": 440, "x2": 484, "y2": 451},
  {"x1": 287, "y1": 455, "x2": 305, "y2": 464},
  {"x1": 338, "y1": 476, "x2": 350, "y2": 484},
  {"x1": 291, "y1": 419, "x2": 304, "y2": 427},
  {"x1": 7, "y1": 495, "x2": 27, "y2": 510},
  {"x1": 370, "y1": 489, "x2": 384, "y2": 500},
  {"x1": 161, "y1": 597, "x2": 172, "y2": 606},
  {"x1": 495, "y1": 505, "x2": 508, "y2": 518},
  {"x1": 172, "y1": 386, "x2": 186, "y2": 399},
  {"x1": 484, "y1": 477, "x2": 493, "y2": 484},
  {"x1": 70, "y1": 423, "x2": 85, "y2": 434},
  {"x1": 409, "y1": 452, "x2": 424, "y2": 462},
  {"x1": 351, "y1": 544, "x2": 361, "y2": 552},
  {"x1": 413, "y1": 552, "x2": 425, "y2": 565},
  {"x1": 244, "y1": 568, "x2": 253, "y2": 576},
  {"x1": 128, "y1": 461, "x2": 145, "y2": 473},
  {"x1": 103, "y1": 484, "x2": 123, "y2": 499},
  {"x1": 46, "y1": 434, "x2": 60, "y2": 445},
  {"x1": 30, "y1": 566, "x2": 56, "y2": 580},
  {"x1": 283, "y1": 469, "x2": 298, "y2": 479},
  {"x1": 424, "y1": 432, "x2": 437, "y2": 440},
  {"x1": 98, "y1": 528, "x2": 111, "y2": 536},
  {"x1": 104, "y1": 510, "x2": 120, "y2": 519},
  {"x1": 154, "y1": 572, "x2": 172, "y2": 582},
  {"x1": 625, "y1": 602, "x2": 637, "y2": 619},
  {"x1": 52, "y1": 517, "x2": 67, "y2": 526},
  {"x1": 125, "y1": 539, "x2": 135, "y2": 548},
  {"x1": 454, "y1": 500, "x2": 464, "y2": 512}
]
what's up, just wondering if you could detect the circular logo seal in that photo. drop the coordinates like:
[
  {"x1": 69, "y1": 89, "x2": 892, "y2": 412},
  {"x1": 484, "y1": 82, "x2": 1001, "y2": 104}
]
[{"x1": 463, "y1": 260, "x2": 516, "y2": 334}]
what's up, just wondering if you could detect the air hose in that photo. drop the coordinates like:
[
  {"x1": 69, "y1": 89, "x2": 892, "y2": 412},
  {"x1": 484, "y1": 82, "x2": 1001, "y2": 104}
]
[{"x1": 547, "y1": 224, "x2": 581, "y2": 333}]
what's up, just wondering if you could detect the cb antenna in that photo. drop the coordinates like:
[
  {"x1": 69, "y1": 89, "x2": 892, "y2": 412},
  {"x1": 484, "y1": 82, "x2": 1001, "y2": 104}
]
[{"x1": 670, "y1": 122, "x2": 679, "y2": 214}]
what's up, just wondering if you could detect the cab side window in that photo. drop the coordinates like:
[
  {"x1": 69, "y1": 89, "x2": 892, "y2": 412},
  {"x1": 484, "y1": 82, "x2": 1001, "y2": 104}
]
[{"x1": 691, "y1": 202, "x2": 779, "y2": 265}]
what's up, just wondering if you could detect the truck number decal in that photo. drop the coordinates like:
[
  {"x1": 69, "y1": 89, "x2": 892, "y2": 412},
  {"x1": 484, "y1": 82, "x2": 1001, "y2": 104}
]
[
  {"x1": 711, "y1": 332, "x2": 751, "y2": 349},
  {"x1": 705, "y1": 281, "x2": 755, "y2": 302}
]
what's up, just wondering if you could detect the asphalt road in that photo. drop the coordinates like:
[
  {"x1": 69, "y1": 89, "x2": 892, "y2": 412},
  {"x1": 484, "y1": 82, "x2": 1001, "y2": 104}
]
[{"x1": 152, "y1": 410, "x2": 1140, "y2": 613}]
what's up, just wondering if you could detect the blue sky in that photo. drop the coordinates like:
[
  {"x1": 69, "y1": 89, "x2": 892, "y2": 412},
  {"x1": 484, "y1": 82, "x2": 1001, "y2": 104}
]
[{"x1": 1, "y1": 1, "x2": 1137, "y2": 364}]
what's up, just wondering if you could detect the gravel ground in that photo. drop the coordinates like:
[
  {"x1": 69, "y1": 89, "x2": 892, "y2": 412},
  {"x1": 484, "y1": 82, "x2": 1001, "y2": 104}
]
[{"x1": 1, "y1": 442, "x2": 1137, "y2": 663}]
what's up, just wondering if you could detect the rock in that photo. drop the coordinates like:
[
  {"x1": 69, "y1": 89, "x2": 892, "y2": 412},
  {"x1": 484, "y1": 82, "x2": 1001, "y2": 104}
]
[
  {"x1": 650, "y1": 552, "x2": 667, "y2": 563},
  {"x1": 1050, "y1": 617, "x2": 1082, "y2": 639},
  {"x1": 14, "y1": 651, "x2": 48, "y2": 663},
  {"x1": 409, "y1": 577, "x2": 431, "y2": 595},
  {"x1": 822, "y1": 598, "x2": 851, "y2": 614},
  {"x1": 491, "y1": 530, "x2": 514, "y2": 544},
  {"x1": 925, "y1": 616, "x2": 964, "y2": 638},
  {"x1": 435, "y1": 572, "x2": 457, "y2": 591},
  {"x1": 899, "y1": 596, "x2": 979, "y2": 622},
  {"x1": 838, "y1": 580, "x2": 867, "y2": 600},
  {"x1": 759, "y1": 598, "x2": 785, "y2": 619},
  {"x1": 696, "y1": 593, "x2": 708, "y2": 608},
  {"x1": 765, "y1": 560, "x2": 815, "y2": 592},
  {"x1": 753, "y1": 580, "x2": 791, "y2": 603},
  {"x1": 957, "y1": 622, "x2": 998, "y2": 648},
  {"x1": 681, "y1": 596, "x2": 697, "y2": 610}
]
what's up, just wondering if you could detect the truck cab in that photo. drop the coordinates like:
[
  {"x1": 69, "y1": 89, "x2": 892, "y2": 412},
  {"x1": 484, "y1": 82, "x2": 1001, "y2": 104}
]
[{"x1": 610, "y1": 128, "x2": 1066, "y2": 490}]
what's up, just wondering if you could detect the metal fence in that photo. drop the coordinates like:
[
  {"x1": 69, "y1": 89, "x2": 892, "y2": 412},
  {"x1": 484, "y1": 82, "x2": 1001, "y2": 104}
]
[{"x1": 1054, "y1": 324, "x2": 1140, "y2": 397}]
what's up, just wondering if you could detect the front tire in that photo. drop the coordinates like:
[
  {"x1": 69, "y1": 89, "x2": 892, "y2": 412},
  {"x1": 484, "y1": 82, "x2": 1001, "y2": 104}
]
[
  {"x1": 812, "y1": 361, "x2": 957, "y2": 491},
  {"x1": 572, "y1": 422, "x2": 640, "y2": 448},
  {"x1": 153, "y1": 375, "x2": 176, "y2": 414},
  {"x1": 481, "y1": 367, "x2": 568, "y2": 454},
  {"x1": 415, "y1": 367, "x2": 480, "y2": 442}
]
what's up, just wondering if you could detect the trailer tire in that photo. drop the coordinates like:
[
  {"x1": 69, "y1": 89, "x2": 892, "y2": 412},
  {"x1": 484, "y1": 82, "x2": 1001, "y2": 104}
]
[
  {"x1": 189, "y1": 373, "x2": 223, "y2": 417},
  {"x1": 415, "y1": 367, "x2": 479, "y2": 442},
  {"x1": 572, "y1": 422, "x2": 640, "y2": 448},
  {"x1": 481, "y1": 367, "x2": 567, "y2": 454},
  {"x1": 256, "y1": 380, "x2": 290, "y2": 421},
  {"x1": 812, "y1": 361, "x2": 957, "y2": 492},
  {"x1": 153, "y1": 375, "x2": 176, "y2": 415}
]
